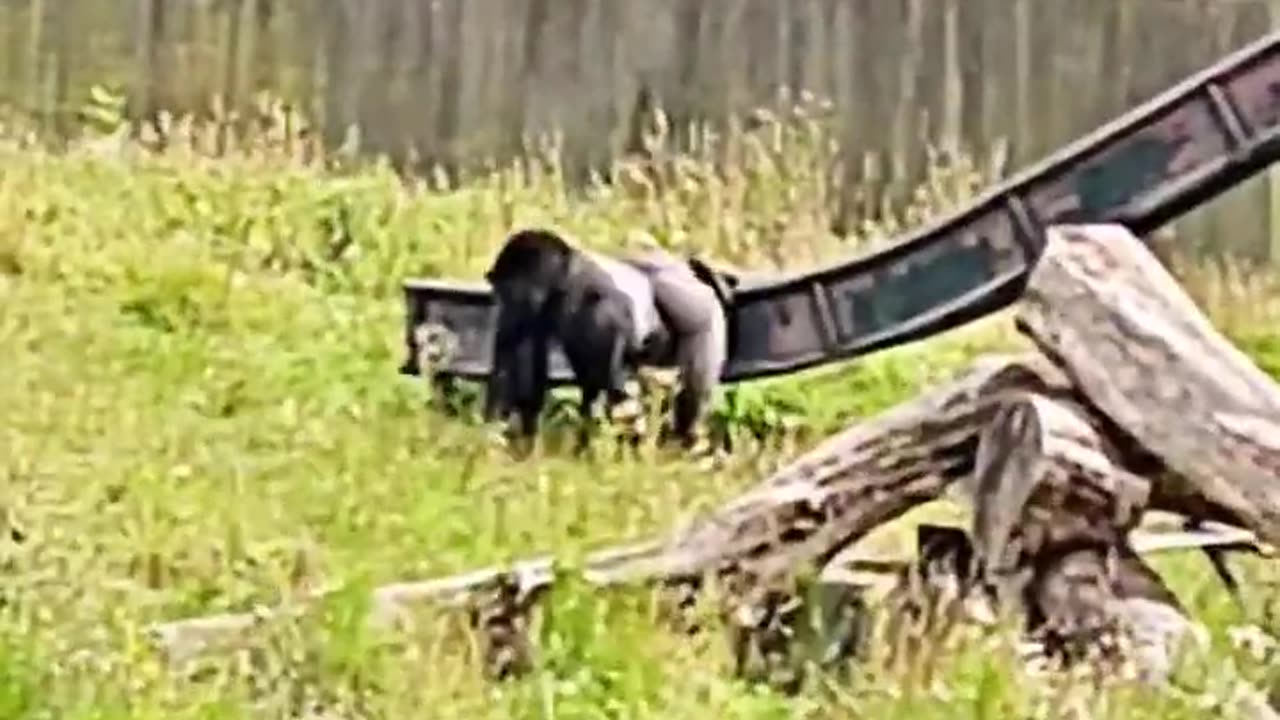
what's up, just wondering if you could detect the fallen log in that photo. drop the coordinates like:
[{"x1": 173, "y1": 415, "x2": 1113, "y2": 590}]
[
  {"x1": 610, "y1": 354, "x2": 1072, "y2": 586},
  {"x1": 1128, "y1": 521, "x2": 1269, "y2": 554},
  {"x1": 147, "y1": 355, "x2": 1066, "y2": 668},
  {"x1": 815, "y1": 520, "x2": 1270, "y2": 586},
  {"x1": 145, "y1": 310, "x2": 1276, "y2": 689},
  {"x1": 144, "y1": 559, "x2": 552, "y2": 669},
  {"x1": 145, "y1": 543, "x2": 661, "y2": 669},
  {"x1": 1015, "y1": 223, "x2": 1280, "y2": 545},
  {"x1": 1016, "y1": 543, "x2": 1278, "y2": 720}
]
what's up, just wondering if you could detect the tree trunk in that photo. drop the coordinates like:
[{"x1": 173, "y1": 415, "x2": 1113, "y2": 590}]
[{"x1": 1016, "y1": 223, "x2": 1280, "y2": 546}]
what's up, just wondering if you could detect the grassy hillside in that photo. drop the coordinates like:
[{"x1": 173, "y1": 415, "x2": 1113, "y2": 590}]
[{"x1": 0, "y1": 99, "x2": 1276, "y2": 719}]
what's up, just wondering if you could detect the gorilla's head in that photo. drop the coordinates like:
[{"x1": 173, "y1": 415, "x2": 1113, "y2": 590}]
[{"x1": 486, "y1": 228, "x2": 575, "y2": 315}]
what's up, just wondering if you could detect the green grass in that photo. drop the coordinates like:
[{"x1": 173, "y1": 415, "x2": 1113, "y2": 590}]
[{"x1": 0, "y1": 94, "x2": 1276, "y2": 719}]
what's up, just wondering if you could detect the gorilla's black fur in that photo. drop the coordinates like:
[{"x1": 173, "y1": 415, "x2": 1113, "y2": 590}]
[{"x1": 483, "y1": 228, "x2": 731, "y2": 449}]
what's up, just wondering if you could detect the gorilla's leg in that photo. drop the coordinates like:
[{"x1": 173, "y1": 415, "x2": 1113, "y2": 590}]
[
  {"x1": 671, "y1": 308, "x2": 727, "y2": 447},
  {"x1": 558, "y1": 296, "x2": 645, "y2": 453},
  {"x1": 627, "y1": 249, "x2": 730, "y2": 449},
  {"x1": 576, "y1": 384, "x2": 601, "y2": 452},
  {"x1": 567, "y1": 331, "x2": 630, "y2": 452},
  {"x1": 483, "y1": 322, "x2": 514, "y2": 423},
  {"x1": 512, "y1": 330, "x2": 550, "y2": 438},
  {"x1": 485, "y1": 302, "x2": 551, "y2": 441}
]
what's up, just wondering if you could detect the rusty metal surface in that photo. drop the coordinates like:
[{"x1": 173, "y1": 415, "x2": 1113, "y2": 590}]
[{"x1": 401, "y1": 29, "x2": 1280, "y2": 386}]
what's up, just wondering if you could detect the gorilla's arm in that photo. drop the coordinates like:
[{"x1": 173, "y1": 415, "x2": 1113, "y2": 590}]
[
  {"x1": 671, "y1": 306, "x2": 727, "y2": 443},
  {"x1": 483, "y1": 304, "x2": 521, "y2": 422},
  {"x1": 485, "y1": 300, "x2": 553, "y2": 436}
]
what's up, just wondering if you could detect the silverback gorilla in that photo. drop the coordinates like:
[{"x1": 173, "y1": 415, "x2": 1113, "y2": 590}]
[{"x1": 483, "y1": 227, "x2": 734, "y2": 450}]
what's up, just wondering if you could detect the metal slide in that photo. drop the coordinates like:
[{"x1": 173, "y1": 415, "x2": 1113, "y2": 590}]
[{"x1": 399, "y1": 29, "x2": 1280, "y2": 386}]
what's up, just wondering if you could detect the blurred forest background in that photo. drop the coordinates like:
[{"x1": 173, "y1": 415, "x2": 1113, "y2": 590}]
[{"x1": 4, "y1": 0, "x2": 1280, "y2": 261}]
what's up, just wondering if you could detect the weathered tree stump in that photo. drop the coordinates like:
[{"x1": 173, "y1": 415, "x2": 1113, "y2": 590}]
[
  {"x1": 975, "y1": 223, "x2": 1280, "y2": 691},
  {"x1": 1016, "y1": 223, "x2": 1280, "y2": 545},
  {"x1": 966, "y1": 392, "x2": 1153, "y2": 603},
  {"x1": 843, "y1": 390, "x2": 1180, "y2": 685}
]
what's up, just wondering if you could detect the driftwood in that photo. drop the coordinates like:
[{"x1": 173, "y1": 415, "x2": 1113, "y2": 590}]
[
  {"x1": 846, "y1": 390, "x2": 1176, "y2": 686},
  {"x1": 958, "y1": 223, "x2": 1280, "y2": 704},
  {"x1": 1016, "y1": 223, "x2": 1280, "y2": 545},
  {"x1": 144, "y1": 353, "x2": 1271, "y2": 685},
  {"x1": 796, "y1": 224, "x2": 1280, "y2": 689},
  {"x1": 967, "y1": 392, "x2": 1153, "y2": 599},
  {"x1": 965, "y1": 223, "x2": 1280, "y2": 690},
  {"x1": 146, "y1": 544, "x2": 660, "y2": 671},
  {"x1": 147, "y1": 355, "x2": 1066, "y2": 669},
  {"x1": 964, "y1": 391, "x2": 1185, "y2": 676},
  {"x1": 624, "y1": 354, "x2": 1072, "y2": 585}
]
